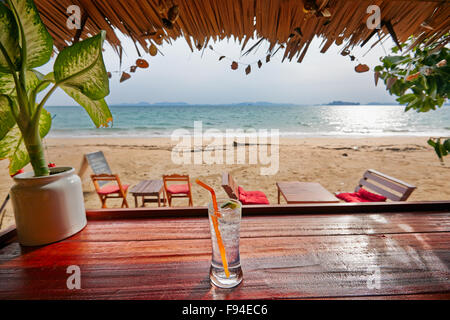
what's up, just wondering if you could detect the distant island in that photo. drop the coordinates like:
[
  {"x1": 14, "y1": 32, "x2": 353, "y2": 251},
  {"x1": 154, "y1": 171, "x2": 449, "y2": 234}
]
[
  {"x1": 113, "y1": 101, "x2": 401, "y2": 107},
  {"x1": 50, "y1": 100, "x2": 406, "y2": 107},
  {"x1": 113, "y1": 101, "x2": 299, "y2": 107},
  {"x1": 224, "y1": 101, "x2": 298, "y2": 107},
  {"x1": 326, "y1": 101, "x2": 360, "y2": 106}
]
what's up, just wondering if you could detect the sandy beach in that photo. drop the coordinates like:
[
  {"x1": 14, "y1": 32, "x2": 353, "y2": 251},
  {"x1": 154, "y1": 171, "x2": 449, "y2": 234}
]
[{"x1": 1, "y1": 136, "x2": 449, "y2": 231}]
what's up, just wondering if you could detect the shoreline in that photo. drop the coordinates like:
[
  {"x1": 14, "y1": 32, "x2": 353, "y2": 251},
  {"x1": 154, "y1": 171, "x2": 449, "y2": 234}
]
[
  {"x1": 43, "y1": 136, "x2": 442, "y2": 147},
  {"x1": 46, "y1": 133, "x2": 450, "y2": 139},
  {"x1": 1, "y1": 136, "x2": 449, "y2": 231}
]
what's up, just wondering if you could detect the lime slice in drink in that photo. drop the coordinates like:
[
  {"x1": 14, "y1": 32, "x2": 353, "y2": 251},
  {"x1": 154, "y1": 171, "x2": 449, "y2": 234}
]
[{"x1": 221, "y1": 201, "x2": 238, "y2": 209}]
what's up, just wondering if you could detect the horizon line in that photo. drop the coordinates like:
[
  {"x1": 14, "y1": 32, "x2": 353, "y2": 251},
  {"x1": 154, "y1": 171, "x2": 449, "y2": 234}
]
[{"x1": 47, "y1": 101, "x2": 403, "y2": 107}]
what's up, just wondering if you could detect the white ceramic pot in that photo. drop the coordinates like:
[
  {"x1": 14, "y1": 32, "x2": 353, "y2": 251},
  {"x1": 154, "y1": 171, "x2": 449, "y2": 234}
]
[{"x1": 10, "y1": 167, "x2": 87, "y2": 246}]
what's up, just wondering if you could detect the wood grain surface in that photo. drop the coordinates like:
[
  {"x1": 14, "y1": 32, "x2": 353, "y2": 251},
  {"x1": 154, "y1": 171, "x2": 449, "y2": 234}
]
[
  {"x1": 277, "y1": 182, "x2": 339, "y2": 204},
  {"x1": 0, "y1": 211, "x2": 449, "y2": 300},
  {"x1": 130, "y1": 180, "x2": 163, "y2": 196}
]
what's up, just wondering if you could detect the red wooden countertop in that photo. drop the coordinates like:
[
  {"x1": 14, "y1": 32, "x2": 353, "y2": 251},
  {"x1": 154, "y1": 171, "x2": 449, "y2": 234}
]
[{"x1": 0, "y1": 204, "x2": 449, "y2": 300}]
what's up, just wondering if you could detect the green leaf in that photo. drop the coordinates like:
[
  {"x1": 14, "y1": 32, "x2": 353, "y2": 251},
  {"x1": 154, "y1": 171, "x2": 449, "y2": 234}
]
[
  {"x1": 428, "y1": 138, "x2": 448, "y2": 162},
  {"x1": 433, "y1": 140, "x2": 444, "y2": 161},
  {"x1": 444, "y1": 139, "x2": 450, "y2": 152},
  {"x1": 0, "y1": 71, "x2": 15, "y2": 95},
  {"x1": 0, "y1": 95, "x2": 16, "y2": 140},
  {"x1": 420, "y1": 75, "x2": 428, "y2": 90},
  {"x1": 383, "y1": 55, "x2": 409, "y2": 68},
  {"x1": 0, "y1": 2, "x2": 19, "y2": 72},
  {"x1": 31, "y1": 69, "x2": 51, "y2": 93},
  {"x1": 396, "y1": 93, "x2": 416, "y2": 105},
  {"x1": 0, "y1": 69, "x2": 40, "y2": 95},
  {"x1": 54, "y1": 31, "x2": 109, "y2": 101},
  {"x1": 38, "y1": 108, "x2": 52, "y2": 136},
  {"x1": 374, "y1": 65, "x2": 383, "y2": 72},
  {"x1": 429, "y1": 77, "x2": 437, "y2": 99},
  {"x1": 0, "y1": 2, "x2": 19, "y2": 73},
  {"x1": 53, "y1": 32, "x2": 112, "y2": 128},
  {"x1": 61, "y1": 85, "x2": 112, "y2": 128},
  {"x1": 0, "y1": 107, "x2": 51, "y2": 174},
  {"x1": 405, "y1": 98, "x2": 420, "y2": 111},
  {"x1": 436, "y1": 96, "x2": 445, "y2": 108},
  {"x1": 427, "y1": 139, "x2": 436, "y2": 148},
  {"x1": 0, "y1": 125, "x2": 27, "y2": 174},
  {"x1": 9, "y1": 0, "x2": 53, "y2": 68}
]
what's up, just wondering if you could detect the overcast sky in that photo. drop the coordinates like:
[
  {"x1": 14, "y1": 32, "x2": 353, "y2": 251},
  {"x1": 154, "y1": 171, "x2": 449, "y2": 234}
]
[{"x1": 43, "y1": 33, "x2": 397, "y2": 106}]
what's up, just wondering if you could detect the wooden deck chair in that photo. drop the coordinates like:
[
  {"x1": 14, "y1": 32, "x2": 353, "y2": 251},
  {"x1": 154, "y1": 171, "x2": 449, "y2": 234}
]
[
  {"x1": 222, "y1": 172, "x2": 269, "y2": 205},
  {"x1": 91, "y1": 174, "x2": 129, "y2": 208},
  {"x1": 355, "y1": 169, "x2": 416, "y2": 201},
  {"x1": 162, "y1": 174, "x2": 193, "y2": 207},
  {"x1": 336, "y1": 169, "x2": 416, "y2": 202},
  {"x1": 222, "y1": 172, "x2": 239, "y2": 200}
]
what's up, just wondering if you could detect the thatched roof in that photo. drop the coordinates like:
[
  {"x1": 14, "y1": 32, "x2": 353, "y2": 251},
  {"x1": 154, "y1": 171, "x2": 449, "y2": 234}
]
[{"x1": 35, "y1": 0, "x2": 450, "y2": 62}]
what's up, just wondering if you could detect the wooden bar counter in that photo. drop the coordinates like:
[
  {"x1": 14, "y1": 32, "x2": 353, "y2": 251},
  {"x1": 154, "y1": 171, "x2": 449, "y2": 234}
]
[{"x1": 0, "y1": 202, "x2": 449, "y2": 300}]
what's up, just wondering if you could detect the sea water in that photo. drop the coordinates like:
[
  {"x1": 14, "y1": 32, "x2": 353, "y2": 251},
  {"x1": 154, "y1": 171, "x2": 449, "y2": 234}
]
[{"x1": 46, "y1": 104, "x2": 450, "y2": 138}]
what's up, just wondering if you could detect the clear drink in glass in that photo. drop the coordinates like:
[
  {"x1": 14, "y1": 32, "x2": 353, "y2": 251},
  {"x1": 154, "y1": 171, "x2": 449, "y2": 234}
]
[{"x1": 208, "y1": 198, "x2": 243, "y2": 288}]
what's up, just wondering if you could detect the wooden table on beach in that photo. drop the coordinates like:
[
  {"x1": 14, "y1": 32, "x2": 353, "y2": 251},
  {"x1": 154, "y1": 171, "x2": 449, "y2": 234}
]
[
  {"x1": 130, "y1": 180, "x2": 166, "y2": 207},
  {"x1": 277, "y1": 181, "x2": 340, "y2": 204},
  {"x1": 0, "y1": 202, "x2": 449, "y2": 299}
]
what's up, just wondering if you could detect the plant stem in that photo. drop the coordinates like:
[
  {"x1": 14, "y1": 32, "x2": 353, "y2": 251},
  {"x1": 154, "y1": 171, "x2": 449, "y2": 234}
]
[
  {"x1": 23, "y1": 125, "x2": 49, "y2": 177},
  {"x1": 32, "y1": 84, "x2": 57, "y2": 124}
]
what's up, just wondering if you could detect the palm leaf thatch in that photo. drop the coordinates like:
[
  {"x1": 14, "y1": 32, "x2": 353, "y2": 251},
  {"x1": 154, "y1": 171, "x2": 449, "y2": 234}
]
[{"x1": 34, "y1": 0, "x2": 450, "y2": 62}]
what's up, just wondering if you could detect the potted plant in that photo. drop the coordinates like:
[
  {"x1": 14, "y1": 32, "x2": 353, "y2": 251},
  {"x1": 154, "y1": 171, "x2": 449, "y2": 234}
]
[{"x1": 0, "y1": 0, "x2": 112, "y2": 245}]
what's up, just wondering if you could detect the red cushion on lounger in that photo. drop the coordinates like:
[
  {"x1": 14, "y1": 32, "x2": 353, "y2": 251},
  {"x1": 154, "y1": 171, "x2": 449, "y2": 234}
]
[
  {"x1": 336, "y1": 188, "x2": 387, "y2": 203},
  {"x1": 336, "y1": 192, "x2": 367, "y2": 203},
  {"x1": 166, "y1": 184, "x2": 189, "y2": 194},
  {"x1": 357, "y1": 188, "x2": 387, "y2": 202},
  {"x1": 238, "y1": 186, "x2": 270, "y2": 205},
  {"x1": 97, "y1": 184, "x2": 129, "y2": 195}
]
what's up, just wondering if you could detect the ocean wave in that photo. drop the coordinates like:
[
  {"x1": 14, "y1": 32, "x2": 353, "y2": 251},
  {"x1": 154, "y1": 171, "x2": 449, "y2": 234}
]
[
  {"x1": 47, "y1": 129, "x2": 450, "y2": 139},
  {"x1": 45, "y1": 104, "x2": 450, "y2": 138},
  {"x1": 382, "y1": 129, "x2": 411, "y2": 133}
]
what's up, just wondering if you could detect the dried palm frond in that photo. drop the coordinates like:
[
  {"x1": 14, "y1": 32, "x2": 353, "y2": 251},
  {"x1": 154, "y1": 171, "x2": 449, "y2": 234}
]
[{"x1": 33, "y1": 0, "x2": 450, "y2": 63}]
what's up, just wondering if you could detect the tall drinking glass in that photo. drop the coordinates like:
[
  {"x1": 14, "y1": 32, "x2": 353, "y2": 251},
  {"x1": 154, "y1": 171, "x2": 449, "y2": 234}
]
[{"x1": 208, "y1": 198, "x2": 243, "y2": 288}]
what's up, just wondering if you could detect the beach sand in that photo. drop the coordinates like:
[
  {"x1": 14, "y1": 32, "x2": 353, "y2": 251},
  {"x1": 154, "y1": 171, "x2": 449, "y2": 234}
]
[{"x1": 1, "y1": 136, "x2": 449, "y2": 231}]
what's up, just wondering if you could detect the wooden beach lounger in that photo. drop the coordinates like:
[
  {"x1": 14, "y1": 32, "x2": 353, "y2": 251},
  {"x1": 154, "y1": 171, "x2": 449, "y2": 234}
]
[
  {"x1": 336, "y1": 169, "x2": 416, "y2": 202},
  {"x1": 222, "y1": 172, "x2": 269, "y2": 205},
  {"x1": 82, "y1": 151, "x2": 130, "y2": 208}
]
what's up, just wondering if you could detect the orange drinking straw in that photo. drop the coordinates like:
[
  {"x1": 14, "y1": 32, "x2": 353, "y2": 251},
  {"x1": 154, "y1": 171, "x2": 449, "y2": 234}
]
[
  {"x1": 195, "y1": 179, "x2": 221, "y2": 217},
  {"x1": 195, "y1": 179, "x2": 230, "y2": 278}
]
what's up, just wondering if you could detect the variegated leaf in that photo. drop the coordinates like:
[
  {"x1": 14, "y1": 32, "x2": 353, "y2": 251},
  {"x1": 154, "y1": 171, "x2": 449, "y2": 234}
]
[
  {"x1": 61, "y1": 85, "x2": 112, "y2": 128},
  {"x1": 0, "y1": 2, "x2": 19, "y2": 72},
  {"x1": 0, "y1": 70, "x2": 41, "y2": 95},
  {"x1": 0, "y1": 107, "x2": 51, "y2": 175},
  {"x1": 9, "y1": 0, "x2": 53, "y2": 68},
  {"x1": 38, "y1": 108, "x2": 52, "y2": 137},
  {"x1": 31, "y1": 69, "x2": 51, "y2": 93},
  {"x1": 0, "y1": 124, "x2": 28, "y2": 174},
  {"x1": 54, "y1": 31, "x2": 109, "y2": 101},
  {"x1": 0, "y1": 95, "x2": 16, "y2": 140}
]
